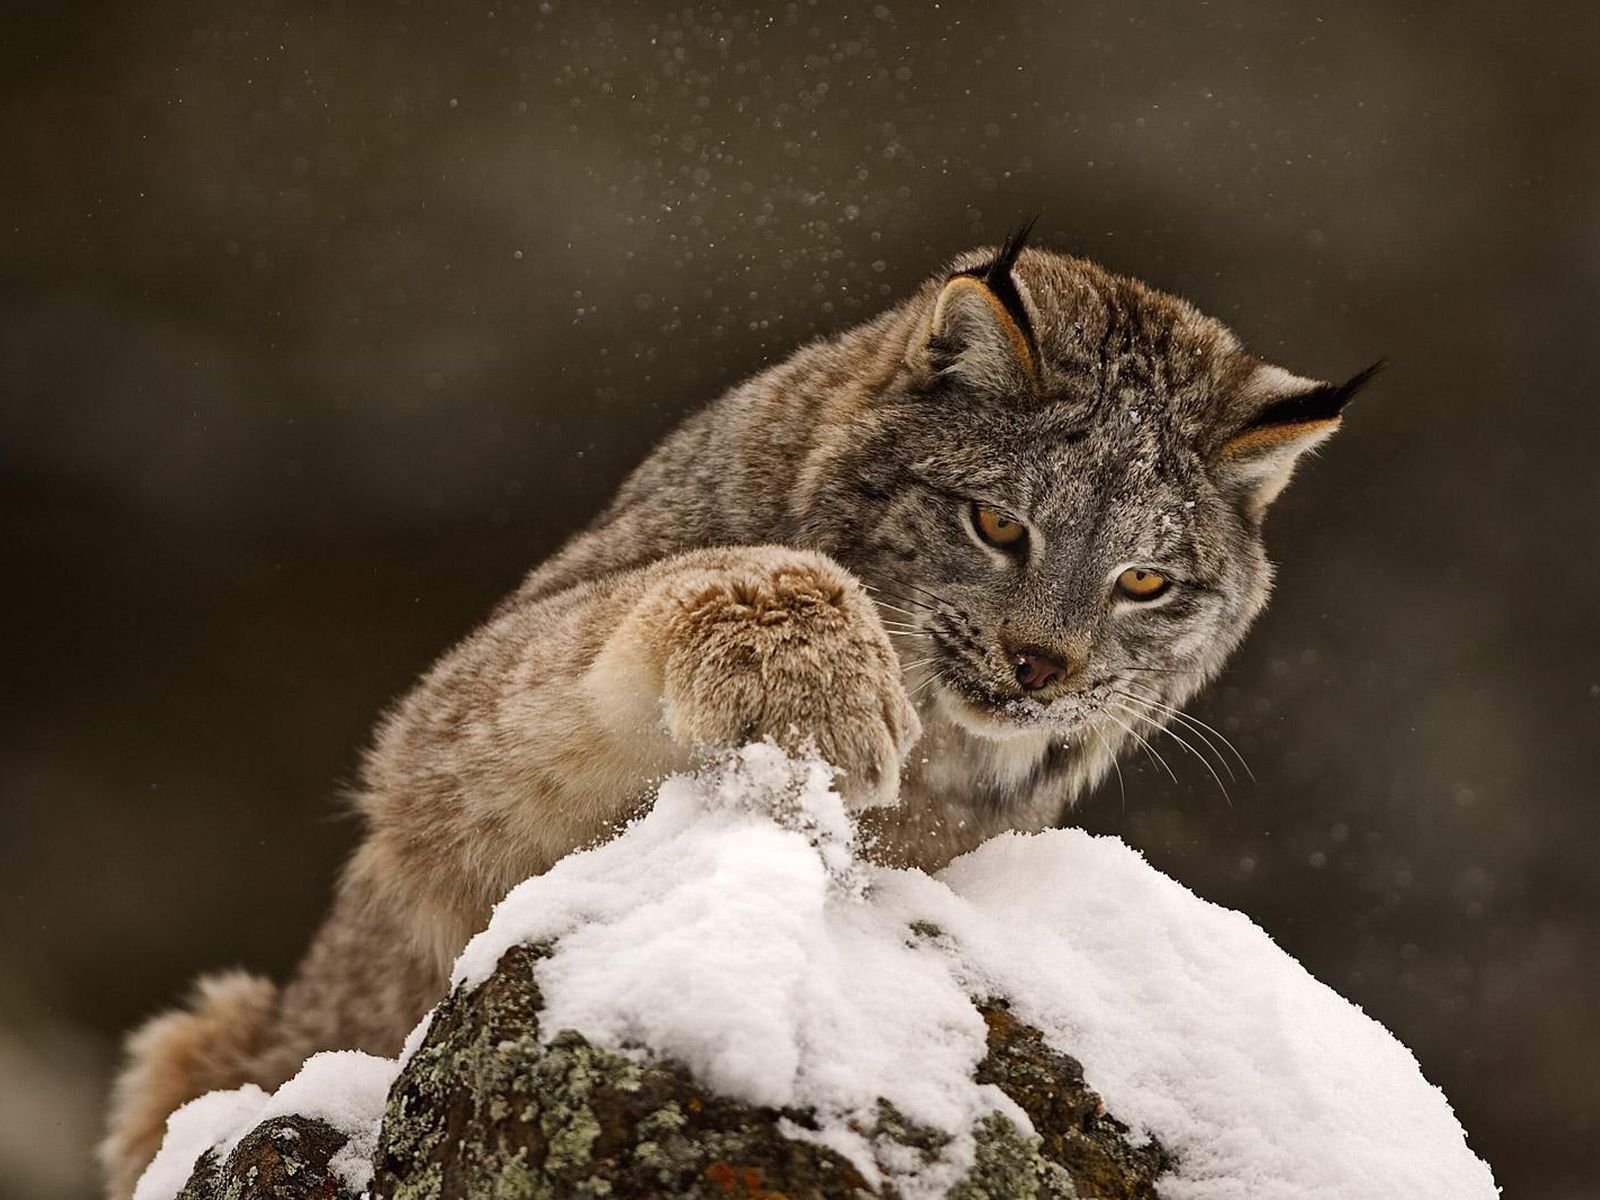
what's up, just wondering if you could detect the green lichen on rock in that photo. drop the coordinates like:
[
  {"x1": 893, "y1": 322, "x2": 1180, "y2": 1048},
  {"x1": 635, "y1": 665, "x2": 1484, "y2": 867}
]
[
  {"x1": 176, "y1": 1113, "x2": 361, "y2": 1200},
  {"x1": 171, "y1": 941, "x2": 1167, "y2": 1199},
  {"x1": 365, "y1": 942, "x2": 1169, "y2": 1199},
  {"x1": 174, "y1": 939, "x2": 1173, "y2": 1199},
  {"x1": 373, "y1": 943, "x2": 877, "y2": 1198},
  {"x1": 974, "y1": 1002, "x2": 1168, "y2": 1199},
  {"x1": 948, "y1": 1113, "x2": 1078, "y2": 1200}
]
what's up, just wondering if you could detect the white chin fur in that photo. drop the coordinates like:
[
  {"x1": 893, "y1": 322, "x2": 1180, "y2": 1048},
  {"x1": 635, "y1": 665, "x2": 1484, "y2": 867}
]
[{"x1": 932, "y1": 684, "x2": 1059, "y2": 742}]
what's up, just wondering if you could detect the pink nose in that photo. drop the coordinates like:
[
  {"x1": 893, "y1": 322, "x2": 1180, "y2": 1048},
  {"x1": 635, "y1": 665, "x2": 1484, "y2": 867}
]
[{"x1": 1010, "y1": 648, "x2": 1072, "y2": 692}]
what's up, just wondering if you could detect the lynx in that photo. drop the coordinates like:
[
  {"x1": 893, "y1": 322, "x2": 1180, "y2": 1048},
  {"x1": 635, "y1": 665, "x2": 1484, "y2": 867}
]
[{"x1": 103, "y1": 228, "x2": 1376, "y2": 1197}]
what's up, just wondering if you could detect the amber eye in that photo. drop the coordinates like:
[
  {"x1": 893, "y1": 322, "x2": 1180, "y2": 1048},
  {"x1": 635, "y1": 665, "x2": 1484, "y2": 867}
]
[
  {"x1": 971, "y1": 503, "x2": 1027, "y2": 550},
  {"x1": 1116, "y1": 568, "x2": 1169, "y2": 600}
]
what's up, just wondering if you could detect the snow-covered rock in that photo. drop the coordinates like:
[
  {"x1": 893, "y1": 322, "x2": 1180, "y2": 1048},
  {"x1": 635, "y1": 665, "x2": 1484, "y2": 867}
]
[
  {"x1": 134, "y1": 1051, "x2": 396, "y2": 1200},
  {"x1": 142, "y1": 743, "x2": 1498, "y2": 1199}
]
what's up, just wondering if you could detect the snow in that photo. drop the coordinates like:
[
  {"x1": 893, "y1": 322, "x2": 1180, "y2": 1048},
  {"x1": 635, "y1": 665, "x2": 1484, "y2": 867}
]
[
  {"x1": 133, "y1": 1085, "x2": 268, "y2": 1200},
  {"x1": 132, "y1": 1052, "x2": 397, "y2": 1200},
  {"x1": 932, "y1": 835, "x2": 1493, "y2": 1198},
  {"x1": 239, "y1": 1051, "x2": 398, "y2": 1194},
  {"x1": 137, "y1": 742, "x2": 1498, "y2": 1199},
  {"x1": 452, "y1": 745, "x2": 1023, "y2": 1193}
]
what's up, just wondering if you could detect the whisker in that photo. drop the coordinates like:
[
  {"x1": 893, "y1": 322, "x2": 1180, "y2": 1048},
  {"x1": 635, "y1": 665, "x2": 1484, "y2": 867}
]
[
  {"x1": 897, "y1": 580, "x2": 957, "y2": 609},
  {"x1": 907, "y1": 668, "x2": 950, "y2": 700},
  {"x1": 860, "y1": 581, "x2": 934, "y2": 611},
  {"x1": 1110, "y1": 699, "x2": 1232, "y2": 809},
  {"x1": 1097, "y1": 710, "x2": 1179, "y2": 786},
  {"x1": 897, "y1": 655, "x2": 944, "y2": 672},
  {"x1": 1094, "y1": 727, "x2": 1127, "y2": 815},
  {"x1": 1115, "y1": 683, "x2": 1255, "y2": 782},
  {"x1": 1113, "y1": 691, "x2": 1236, "y2": 783},
  {"x1": 868, "y1": 598, "x2": 925, "y2": 621}
]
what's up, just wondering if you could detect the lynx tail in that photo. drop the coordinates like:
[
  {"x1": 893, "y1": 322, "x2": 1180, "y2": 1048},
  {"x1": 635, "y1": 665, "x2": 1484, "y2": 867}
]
[{"x1": 100, "y1": 971, "x2": 278, "y2": 1200}]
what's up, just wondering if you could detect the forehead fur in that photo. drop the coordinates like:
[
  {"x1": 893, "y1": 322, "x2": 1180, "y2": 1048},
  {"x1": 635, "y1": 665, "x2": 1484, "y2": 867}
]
[
  {"x1": 862, "y1": 247, "x2": 1281, "y2": 571},
  {"x1": 944, "y1": 246, "x2": 1253, "y2": 421}
]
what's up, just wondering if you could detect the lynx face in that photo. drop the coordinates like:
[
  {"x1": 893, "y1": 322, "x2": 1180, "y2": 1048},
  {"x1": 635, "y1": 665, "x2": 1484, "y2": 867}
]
[{"x1": 796, "y1": 232, "x2": 1377, "y2": 753}]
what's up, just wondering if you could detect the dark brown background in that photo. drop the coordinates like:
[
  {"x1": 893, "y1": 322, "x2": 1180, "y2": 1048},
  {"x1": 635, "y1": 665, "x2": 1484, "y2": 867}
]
[{"x1": 3, "y1": 2, "x2": 1596, "y2": 1196}]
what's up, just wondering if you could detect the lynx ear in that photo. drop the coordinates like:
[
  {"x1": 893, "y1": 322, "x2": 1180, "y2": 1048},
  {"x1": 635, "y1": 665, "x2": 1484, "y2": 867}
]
[
  {"x1": 915, "y1": 222, "x2": 1041, "y2": 396},
  {"x1": 1219, "y1": 360, "x2": 1384, "y2": 516}
]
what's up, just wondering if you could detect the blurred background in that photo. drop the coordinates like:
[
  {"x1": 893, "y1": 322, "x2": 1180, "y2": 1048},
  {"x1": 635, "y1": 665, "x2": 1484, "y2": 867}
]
[{"x1": 3, "y1": 1, "x2": 1596, "y2": 1195}]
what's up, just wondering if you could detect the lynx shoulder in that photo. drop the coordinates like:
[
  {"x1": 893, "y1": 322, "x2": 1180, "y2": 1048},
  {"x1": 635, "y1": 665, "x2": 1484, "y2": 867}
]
[{"x1": 102, "y1": 231, "x2": 1377, "y2": 1198}]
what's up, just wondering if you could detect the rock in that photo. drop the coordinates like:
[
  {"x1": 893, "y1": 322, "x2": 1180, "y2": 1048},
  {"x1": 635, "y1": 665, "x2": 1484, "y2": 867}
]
[
  {"x1": 175, "y1": 1113, "x2": 362, "y2": 1200},
  {"x1": 369, "y1": 942, "x2": 1168, "y2": 1199},
  {"x1": 174, "y1": 941, "x2": 1167, "y2": 1198},
  {"x1": 973, "y1": 1006, "x2": 1166, "y2": 1199}
]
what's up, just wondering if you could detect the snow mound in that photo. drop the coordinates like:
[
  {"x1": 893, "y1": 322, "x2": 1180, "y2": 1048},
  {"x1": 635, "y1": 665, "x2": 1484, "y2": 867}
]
[
  {"x1": 139, "y1": 743, "x2": 1497, "y2": 1199},
  {"x1": 459, "y1": 742, "x2": 1496, "y2": 1198}
]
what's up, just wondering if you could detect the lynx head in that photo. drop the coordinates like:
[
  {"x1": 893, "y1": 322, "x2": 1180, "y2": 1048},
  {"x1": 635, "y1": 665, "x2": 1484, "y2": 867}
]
[{"x1": 794, "y1": 227, "x2": 1380, "y2": 769}]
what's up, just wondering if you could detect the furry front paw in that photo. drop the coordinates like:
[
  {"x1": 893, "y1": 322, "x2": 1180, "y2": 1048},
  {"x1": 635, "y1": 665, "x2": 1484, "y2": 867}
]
[{"x1": 655, "y1": 549, "x2": 920, "y2": 809}]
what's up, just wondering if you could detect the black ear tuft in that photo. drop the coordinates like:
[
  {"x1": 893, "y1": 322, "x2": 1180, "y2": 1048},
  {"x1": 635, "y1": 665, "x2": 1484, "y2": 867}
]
[
  {"x1": 1249, "y1": 359, "x2": 1387, "y2": 429},
  {"x1": 952, "y1": 216, "x2": 1041, "y2": 364},
  {"x1": 983, "y1": 216, "x2": 1039, "y2": 290}
]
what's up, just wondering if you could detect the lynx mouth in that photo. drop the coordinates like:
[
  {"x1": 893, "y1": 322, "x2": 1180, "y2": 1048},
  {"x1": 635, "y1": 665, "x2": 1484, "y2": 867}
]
[
  {"x1": 901, "y1": 637, "x2": 1095, "y2": 738},
  {"x1": 930, "y1": 672, "x2": 1072, "y2": 739}
]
